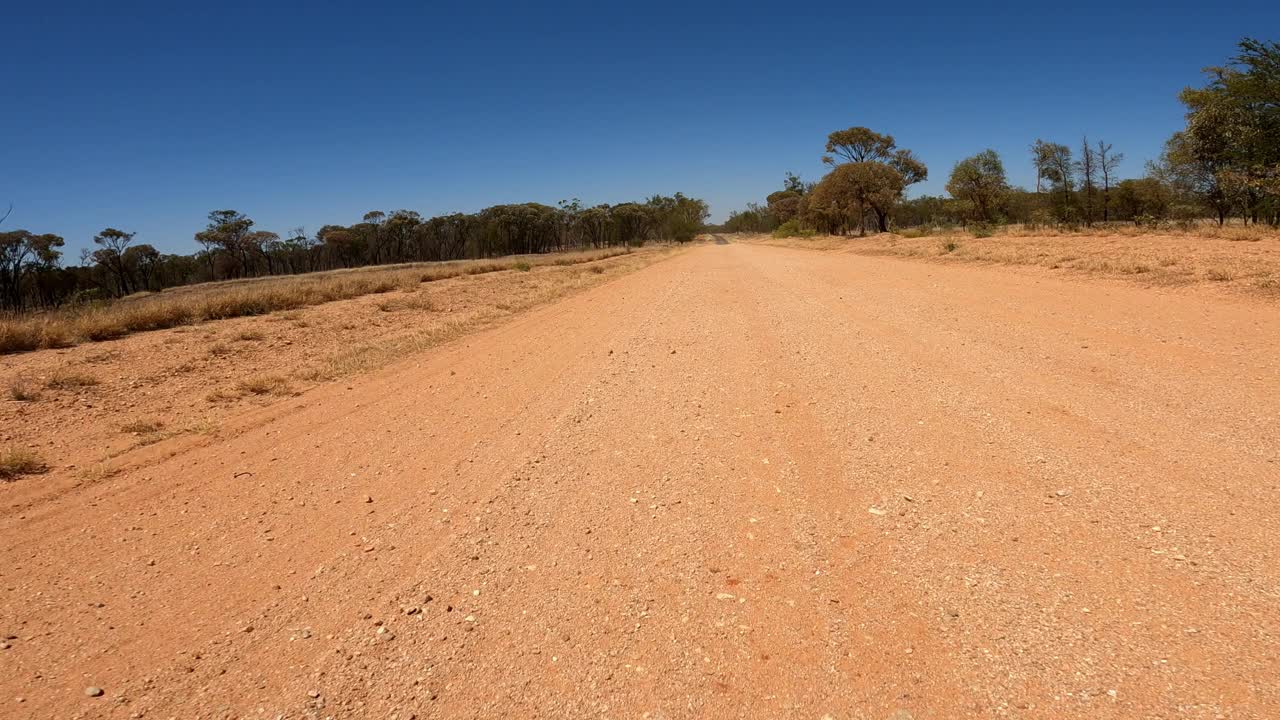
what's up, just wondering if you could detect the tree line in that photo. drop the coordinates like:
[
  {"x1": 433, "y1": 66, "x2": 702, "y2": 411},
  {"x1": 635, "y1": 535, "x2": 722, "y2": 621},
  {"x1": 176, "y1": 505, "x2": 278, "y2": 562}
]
[
  {"x1": 723, "y1": 37, "x2": 1278, "y2": 235},
  {"x1": 0, "y1": 194, "x2": 708, "y2": 311}
]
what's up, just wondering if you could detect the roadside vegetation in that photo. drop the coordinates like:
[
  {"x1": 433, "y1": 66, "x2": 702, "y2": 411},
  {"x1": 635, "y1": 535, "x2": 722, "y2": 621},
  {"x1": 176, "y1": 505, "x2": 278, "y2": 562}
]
[
  {"x1": 0, "y1": 193, "x2": 708, "y2": 315},
  {"x1": 719, "y1": 38, "x2": 1279, "y2": 237},
  {"x1": 749, "y1": 227, "x2": 1280, "y2": 289},
  {"x1": 0, "y1": 247, "x2": 635, "y2": 354}
]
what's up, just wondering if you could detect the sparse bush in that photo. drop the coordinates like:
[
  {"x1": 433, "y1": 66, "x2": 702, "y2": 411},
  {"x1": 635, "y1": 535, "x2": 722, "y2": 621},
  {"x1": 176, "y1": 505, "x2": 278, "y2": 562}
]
[
  {"x1": 235, "y1": 375, "x2": 293, "y2": 396},
  {"x1": 772, "y1": 220, "x2": 816, "y2": 239},
  {"x1": 121, "y1": 419, "x2": 165, "y2": 434},
  {"x1": 513, "y1": 262, "x2": 532, "y2": 272},
  {"x1": 8, "y1": 380, "x2": 41, "y2": 402},
  {"x1": 0, "y1": 448, "x2": 47, "y2": 481},
  {"x1": 1206, "y1": 268, "x2": 1235, "y2": 282},
  {"x1": 897, "y1": 227, "x2": 932, "y2": 239},
  {"x1": 235, "y1": 329, "x2": 265, "y2": 341},
  {"x1": 969, "y1": 223, "x2": 995, "y2": 238},
  {"x1": 0, "y1": 322, "x2": 44, "y2": 354},
  {"x1": 941, "y1": 240, "x2": 960, "y2": 253},
  {"x1": 45, "y1": 370, "x2": 100, "y2": 389}
]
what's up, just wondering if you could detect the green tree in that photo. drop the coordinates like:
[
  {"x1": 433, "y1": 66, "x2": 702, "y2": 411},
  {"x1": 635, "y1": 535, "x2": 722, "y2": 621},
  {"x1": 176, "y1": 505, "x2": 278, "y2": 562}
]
[
  {"x1": 0, "y1": 230, "x2": 64, "y2": 309},
  {"x1": 945, "y1": 150, "x2": 1009, "y2": 223},
  {"x1": 1114, "y1": 178, "x2": 1172, "y2": 224},
  {"x1": 820, "y1": 127, "x2": 926, "y2": 230},
  {"x1": 195, "y1": 210, "x2": 254, "y2": 278},
  {"x1": 808, "y1": 162, "x2": 906, "y2": 236},
  {"x1": 1178, "y1": 38, "x2": 1280, "y2": 223},
  {"x1": 91, "y1": 227, "x2": 138, "y2": 296}
]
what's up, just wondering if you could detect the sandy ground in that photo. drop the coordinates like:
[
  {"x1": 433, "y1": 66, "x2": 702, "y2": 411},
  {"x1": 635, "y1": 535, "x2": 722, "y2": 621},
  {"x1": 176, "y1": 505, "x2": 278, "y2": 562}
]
[
  {"x1": 0, "y1": 248, "x2": 666, "y2": 510},
  {"x1": 2, "y1": 242, "x2": 1278, "y2": 719},
  {"x1": 745, "y1": 230, "x2": 1280, "y2": 296}
]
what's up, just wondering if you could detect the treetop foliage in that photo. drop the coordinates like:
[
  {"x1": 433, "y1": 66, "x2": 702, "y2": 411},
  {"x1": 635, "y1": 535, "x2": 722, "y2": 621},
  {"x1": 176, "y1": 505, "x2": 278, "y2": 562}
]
[
  {"x1": 0, "y1": 192, "x2": 709, "y2": 312},
  {"x1": 722, "y1": 36, "x2": 1278, "y2": 236}
]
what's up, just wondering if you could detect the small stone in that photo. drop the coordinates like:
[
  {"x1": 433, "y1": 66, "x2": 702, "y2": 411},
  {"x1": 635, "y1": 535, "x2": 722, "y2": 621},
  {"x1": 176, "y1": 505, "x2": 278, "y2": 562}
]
[
  {"x1": 241, "y1": 625, "x2": 254, "y2": 633},
  {"x1": 868, "y1": 507, "x2": 887, "y2": 516},
  {"x1": 85, "y1": 687, "x2": 104, "y2": 698},
  {"x1": 364, "y1": 495, "x2": 373, "y2": 503},
  {"x1": 404, "y1": 606, "x2": 421, "y2": 616},
  {"x1": 1054, "y1": 488, "x2": 1072, "y2": 498},
  {"x1": 308, "y1": 690, "x2": 321, "y2": 699}
]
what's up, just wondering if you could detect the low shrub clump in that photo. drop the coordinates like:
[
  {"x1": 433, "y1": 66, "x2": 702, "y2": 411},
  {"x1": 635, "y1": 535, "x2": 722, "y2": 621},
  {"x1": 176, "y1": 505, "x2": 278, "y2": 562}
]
[
  {"x1": 772, "y1": 221, "x2": 817, "y2": 239},
  {"x1": 45, "y1": 370, "x2": 100, "y2": 389},
  {"x1": 0, "y1": 448, "x2": 47, "y2": 481}
]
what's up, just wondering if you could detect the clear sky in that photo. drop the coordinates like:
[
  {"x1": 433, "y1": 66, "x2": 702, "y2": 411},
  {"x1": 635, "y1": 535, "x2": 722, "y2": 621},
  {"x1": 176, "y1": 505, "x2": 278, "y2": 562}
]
[{"x1": 6, "y1": 1, "x2": 1278, "y2": 256}]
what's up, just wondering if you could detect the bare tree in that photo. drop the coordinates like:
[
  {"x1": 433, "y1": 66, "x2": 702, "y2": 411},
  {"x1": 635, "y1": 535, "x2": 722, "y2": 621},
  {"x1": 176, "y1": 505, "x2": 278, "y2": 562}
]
[
  {"x1": 1095, "y1": 140, "x2": 1124, "y2": 222},
  {"x1": 1076, "y1": 137, "x2": 1098, "y2": 226}
]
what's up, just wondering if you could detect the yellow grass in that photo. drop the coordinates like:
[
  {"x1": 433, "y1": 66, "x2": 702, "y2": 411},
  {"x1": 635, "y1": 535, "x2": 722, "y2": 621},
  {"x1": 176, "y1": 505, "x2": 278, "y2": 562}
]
[
  {"x1": 0, "y1": 248, "x2": 633, "y2": 355},
  {"x1": 741, "y1": 225, "x2": 1280, "y2": 294},
  {"x1": 0, "y1": 447, "x2": 46, "y2": 481}
]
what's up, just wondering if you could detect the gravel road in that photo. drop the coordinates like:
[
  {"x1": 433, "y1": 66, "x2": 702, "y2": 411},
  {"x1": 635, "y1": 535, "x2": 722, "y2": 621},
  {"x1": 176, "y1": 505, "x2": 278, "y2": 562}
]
[{"x1": 3, "y1": 243, "x2": 1277, "y2": 719}]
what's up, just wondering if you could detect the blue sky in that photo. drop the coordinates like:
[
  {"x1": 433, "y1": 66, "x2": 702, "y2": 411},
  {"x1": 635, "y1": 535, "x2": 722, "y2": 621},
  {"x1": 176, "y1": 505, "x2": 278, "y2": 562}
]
[{"x1": 5, "y1": 1, "x2": 1277, "y2": 256}]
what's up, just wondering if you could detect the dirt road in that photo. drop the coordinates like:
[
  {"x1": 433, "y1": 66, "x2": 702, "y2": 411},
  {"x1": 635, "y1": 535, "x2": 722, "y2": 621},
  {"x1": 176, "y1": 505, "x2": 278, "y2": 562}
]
[{"x1": 3, "y1": 242, "x2": 1278, "y2": 719}]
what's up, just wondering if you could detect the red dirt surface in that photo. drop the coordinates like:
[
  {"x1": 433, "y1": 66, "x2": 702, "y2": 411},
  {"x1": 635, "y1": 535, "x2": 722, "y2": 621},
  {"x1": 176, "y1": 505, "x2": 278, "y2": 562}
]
[{"x1": 2, "y1": 242, "x2": 1278, "y2": 719}]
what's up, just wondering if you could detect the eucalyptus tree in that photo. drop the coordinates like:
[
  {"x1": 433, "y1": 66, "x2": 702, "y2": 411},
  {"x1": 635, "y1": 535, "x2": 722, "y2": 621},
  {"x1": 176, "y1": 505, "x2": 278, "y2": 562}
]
[{"x1": 946, "y1": 150, "x2": 1009, "y2": 223}]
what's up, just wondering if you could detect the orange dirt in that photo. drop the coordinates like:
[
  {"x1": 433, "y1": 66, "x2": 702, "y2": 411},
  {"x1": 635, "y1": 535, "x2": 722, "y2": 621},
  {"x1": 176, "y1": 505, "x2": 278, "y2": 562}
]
[{"x1": 2, "y1": 242, "x2": 1278, "y2": 719}]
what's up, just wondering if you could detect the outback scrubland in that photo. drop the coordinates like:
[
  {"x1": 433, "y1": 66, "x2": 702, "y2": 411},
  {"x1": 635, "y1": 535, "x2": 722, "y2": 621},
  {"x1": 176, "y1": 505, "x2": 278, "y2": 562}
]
[
  {"x1": 719, "y1": 39, "x2": 1279, "y2": 243},
  {"x1": 0, "y1": 246, "x2": 671, "y2": 491},
  {"x1": 1, "y1": 33, "x2": 1280, "y2": 720}
]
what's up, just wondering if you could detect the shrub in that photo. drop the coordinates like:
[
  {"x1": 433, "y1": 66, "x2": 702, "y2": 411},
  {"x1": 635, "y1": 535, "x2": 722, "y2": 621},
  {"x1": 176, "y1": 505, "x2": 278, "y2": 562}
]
[
  {"x1": 513, "y1": 262, "x2": 532, "y2": 272},
  {"x1": 235, "y1": 375, "x2": 293, "y2": 396},
  {"x1": 0, "y1": 448, "x2": 46, "y2": 481},
  {"x1": 45, "y1": 370, "x2": 100, "y2": 389},
  {"x1": 8, "y1": 380, "x2": 41, "y2": 401},
  {"x1": 121, "y1": 419, "x2": 165, "y2": 434},
  {"x1": 772, "y1": 220, "x2": 816, "y2": 238},
  {"x1": 969, "y1": 223, "x2": 995, "y2": 238}
]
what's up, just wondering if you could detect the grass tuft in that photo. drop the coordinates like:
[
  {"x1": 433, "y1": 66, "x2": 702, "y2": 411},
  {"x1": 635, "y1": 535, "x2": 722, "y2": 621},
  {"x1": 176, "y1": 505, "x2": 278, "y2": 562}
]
[
  {"x1": 45, "y1": 370, "x2": 100, "y2": 389},
  {"x1": 121, "y1": 419, "x2": 165, "y2": 434},
  {"x1": 9, "y1": 380, "x2": 41, "y2": 402},
  {"x1": 235, "y1": 375, "x2": 293, "y2": 396},
  {"x1": 0, "y1": 448, "x2": 47, "y2": 481}
]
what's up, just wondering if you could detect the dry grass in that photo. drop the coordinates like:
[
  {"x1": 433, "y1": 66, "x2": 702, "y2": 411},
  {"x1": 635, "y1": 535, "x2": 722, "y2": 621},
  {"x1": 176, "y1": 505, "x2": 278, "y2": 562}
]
[
  {"x1": 741, "y1": 225, "x2": 1280, "y2": 295},
  {"x1": 9, "y1": 380, "x2": 41, "y2": 401},
  {"x1": 121, "y1": 418, "x2": 165, "y2": 434},
  {"x1": 0, "y1": 447, "x2": 47, "y2": 481},
  {"x1": 376, "y1": 292, "x2": 436, "y2": 313},
  {"x1": 233, "y1": 375, "x2": 294, "y2": 397},
  {"x1": 0, "y1": 248, "x2": 633, "y2": 355},
  {"x1": 45, "y1": 370, "x2": 100, "y2": 389}
]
